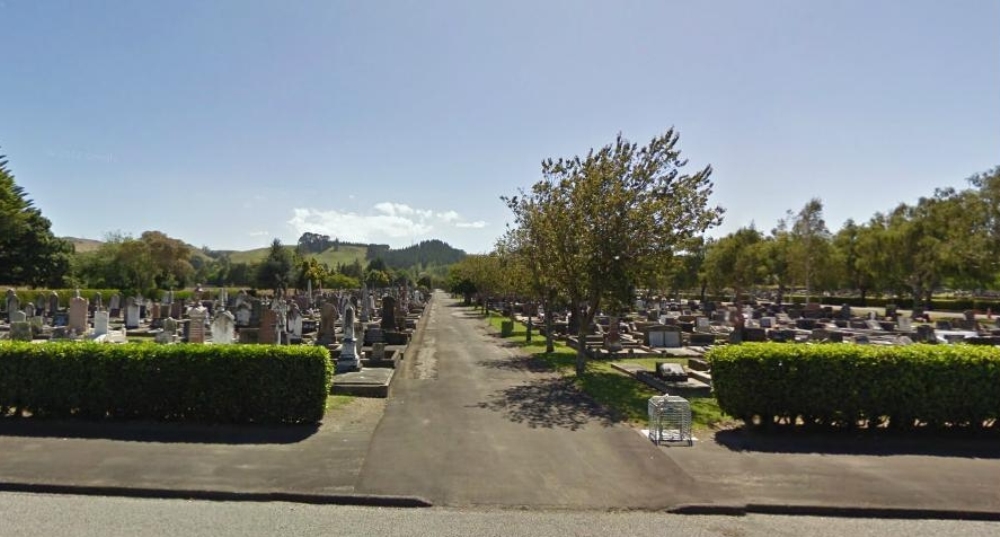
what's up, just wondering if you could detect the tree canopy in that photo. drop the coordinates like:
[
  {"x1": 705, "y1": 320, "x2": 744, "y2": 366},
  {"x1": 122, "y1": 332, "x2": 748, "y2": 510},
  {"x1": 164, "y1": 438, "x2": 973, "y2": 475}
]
[
  {"x1": 0, "y1": 150, "x2": 72, "y2": 287},
  {"x1": 503, "y1": 129, "x2": 724, "y2": 374}
]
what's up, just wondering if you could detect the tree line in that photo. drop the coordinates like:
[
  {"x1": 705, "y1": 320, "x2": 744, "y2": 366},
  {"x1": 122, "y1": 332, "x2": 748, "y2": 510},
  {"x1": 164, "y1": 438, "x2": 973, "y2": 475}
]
[{"x1": 449, "y1": 130, "x2": 1000, "y2": 375}]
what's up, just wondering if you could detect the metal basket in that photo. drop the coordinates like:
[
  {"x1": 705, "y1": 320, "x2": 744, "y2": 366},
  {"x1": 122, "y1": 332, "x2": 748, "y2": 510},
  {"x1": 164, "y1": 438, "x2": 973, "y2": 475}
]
[{"x1": 648, "y1": 395, "x2": 693, "y2": 446}]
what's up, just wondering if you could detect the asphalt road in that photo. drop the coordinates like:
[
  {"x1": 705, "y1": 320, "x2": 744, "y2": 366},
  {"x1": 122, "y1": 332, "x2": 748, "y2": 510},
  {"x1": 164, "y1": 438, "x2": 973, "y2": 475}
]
[
  {"x1": 2, "y1": 493, "x2": 996, "y2": 537},
  {"x1": 355, "y1": 291, "x2": 721, "y2": 509}
]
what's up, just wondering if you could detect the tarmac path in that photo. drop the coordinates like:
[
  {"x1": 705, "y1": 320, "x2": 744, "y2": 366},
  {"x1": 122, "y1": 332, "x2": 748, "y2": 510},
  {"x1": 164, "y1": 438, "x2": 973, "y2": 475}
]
[{"x1": 355, "y1": 291, "x2": 714, "y2": 509}]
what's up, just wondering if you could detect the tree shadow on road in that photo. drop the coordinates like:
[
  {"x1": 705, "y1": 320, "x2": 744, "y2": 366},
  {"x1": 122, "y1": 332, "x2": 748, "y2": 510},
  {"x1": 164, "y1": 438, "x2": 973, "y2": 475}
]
[
  {"x1": 713, "y1": 426, "x2": 1000, "y2": 459},
  {"x1": 475, "y1": 376, "x2": 621, "y2": 431},
  {"x1": 476, "y1": 355, "x2": 551, "y2": 373}
]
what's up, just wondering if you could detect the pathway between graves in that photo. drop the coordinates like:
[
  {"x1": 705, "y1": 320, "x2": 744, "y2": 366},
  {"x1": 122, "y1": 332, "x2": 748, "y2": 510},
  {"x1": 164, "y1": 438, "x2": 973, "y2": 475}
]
[{"x1": 354, "y1": 291, "x2": 717, "y2": 509}]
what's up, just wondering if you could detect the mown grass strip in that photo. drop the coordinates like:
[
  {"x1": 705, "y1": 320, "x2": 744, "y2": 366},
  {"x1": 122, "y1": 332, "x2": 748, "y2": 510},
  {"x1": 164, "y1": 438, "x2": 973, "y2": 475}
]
[{"x1": 483, "y1": 311, "x2": 727, "y2": 429}]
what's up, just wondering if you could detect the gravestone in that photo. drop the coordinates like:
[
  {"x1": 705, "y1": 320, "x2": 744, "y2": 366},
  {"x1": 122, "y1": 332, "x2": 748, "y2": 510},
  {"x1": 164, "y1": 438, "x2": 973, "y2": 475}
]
[
  {"x1": 380, "y1": 296, "x2": 397, "y2": 332},
  {"x1": 49, "y1": 291, "x2": 60, "y2": 318},
  {"x1": 287, "y1": 303, "x2": 303, "y2": 340},
  {"x1": 10, "y1": 321, "x2": 32, "y2": 341},
  {"x1": 694, "y1": 317, "x2": 711, "y2": 332},
  {"x1": 936, "y1": 320, "x2": 953, "y2": 331},
  {"x1": 210, "y1": 310, "x2": 236, "y2": 344},
  {"x1": 188, "y1": 306, "x2": 208, "y2": 344},
  {"x1": 24, "y1": 302, "x2": 35, "y2": 319},
  {"x1": 316, "y1": 302, "x2": 339, "y2": 346},
  {"x1": 259, "y1": 308, "x2": 278, "y2": 344},
  {"x1": 646, "y1": 325, "x2": 682, "y2": 348},
  {"x1": 689, "y1": 333, "x2": 715, "y2": 346},
  {"x1": 5, "y1": 289, "x2": 19, "y2": 323},
  {"x1": 93, "y1": 311, "x2": 110, "y2": 337},
  {"x1": 339, "y1": 304, "x2": 359, "y2": 369},
  {"x1": 865, "y1": 320, "x2": 884, "y2": 331},
  {"x1": 125, "y1": 299, "x2": 140, "y2": 329},
  {"x1": 760, "y1": 316, "x2": 775, "y2": 329},
  {"x1": 156, "y1": 317, "x2": 178, "y2": 344},
  {"x1": 656, "y1": 362, "x2": 688, "y2": 382},
  {"x1": 915, "y1": 324, "x2": 937, "y2": 343},
  {"x1": 371, "y1": 342, "x2": 386, "y2": 361},
  {"x1": 365, "y1": 324, "x2": 384, "y2": 345},
  {"x1": 10, "y1": 309, "x2": 26, "y2": 324},
  {"x1": 897, "y1": 317, "x2": 913, "y2": 332},
  {"x1": 744, "y1": 327, "x2": 768, "y2": 342},
  {"x1": 69, "y1": 292, "x2": 89, "y2": 335},
  {"x1": 53, "y1": 311, "x2": 69, "y2": 327},
  {"x1": 235, "y1": 303, "x2": 251, "y2": 327}
]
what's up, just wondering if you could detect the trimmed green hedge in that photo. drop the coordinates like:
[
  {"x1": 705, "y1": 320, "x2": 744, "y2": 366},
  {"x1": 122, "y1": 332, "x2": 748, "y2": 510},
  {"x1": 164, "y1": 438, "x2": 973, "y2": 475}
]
[
  {"x1": 0, "y1": 342, "x2": 332, "y2": 424},
  {"x1": 707, "y1": 343, "x2": 1000, "y2": 430}
]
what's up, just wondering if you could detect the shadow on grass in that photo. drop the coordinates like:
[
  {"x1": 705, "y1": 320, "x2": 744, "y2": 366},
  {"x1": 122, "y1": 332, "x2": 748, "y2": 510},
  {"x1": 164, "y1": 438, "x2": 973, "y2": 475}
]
[
  {"x1": 714, "y1": 426, "x2": 1000, "y2": 459},
  {"x1": 0, "y1": 418, "x2": 320, "y2": 445},
  {"x1": 476, "y1": 376, "x2": 620, "y2": 430}
]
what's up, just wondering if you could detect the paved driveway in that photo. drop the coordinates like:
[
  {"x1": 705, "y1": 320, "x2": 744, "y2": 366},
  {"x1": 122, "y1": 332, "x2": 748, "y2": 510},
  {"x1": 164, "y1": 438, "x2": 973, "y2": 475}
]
[{"x1": 356, "y1": 292, "x2": 713, "y2": 509}]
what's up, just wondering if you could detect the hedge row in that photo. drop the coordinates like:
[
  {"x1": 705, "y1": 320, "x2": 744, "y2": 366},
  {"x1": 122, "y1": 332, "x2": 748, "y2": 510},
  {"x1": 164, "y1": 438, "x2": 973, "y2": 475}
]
[
  {"x1": 0, "y1": 342, "x2": 332, "y2": 424},
  {"x1": 707, "y1": 343, "x2": 1000, "y2": 430},
  {"x1": 2, "y1": 288, "x2": 249, "y2": 309}
]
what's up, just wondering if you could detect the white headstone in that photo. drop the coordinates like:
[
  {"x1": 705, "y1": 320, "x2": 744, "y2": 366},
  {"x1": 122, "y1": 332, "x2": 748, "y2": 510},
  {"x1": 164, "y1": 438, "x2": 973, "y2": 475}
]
[
  {"x1": 125, "y1": 302, "x2": 141, "y2": 329},
  {"x1": 288, "y1": 311, "x2": 303, "y2": 338},
  {"x1": 210, "y1": 311, "x2": 236, "y2": 344},
  {"x1": 93, "y1": 311, "x2": 110, "y2": 337},
  {"x1": 898, "y1": 317, "x2": 912, "y2": 331}
]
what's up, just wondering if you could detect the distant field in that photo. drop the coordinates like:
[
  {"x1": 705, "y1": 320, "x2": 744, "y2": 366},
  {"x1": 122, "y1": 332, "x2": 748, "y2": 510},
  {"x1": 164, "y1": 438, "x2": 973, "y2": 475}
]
[{"x1": 227, "y1": 245, "x2": 367, "y2": 267}]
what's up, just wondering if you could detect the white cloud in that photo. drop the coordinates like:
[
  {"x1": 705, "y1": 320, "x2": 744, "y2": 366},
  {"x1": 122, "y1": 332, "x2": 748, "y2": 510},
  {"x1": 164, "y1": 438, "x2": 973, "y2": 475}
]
[{"x1": 288, "y1": 203, "x2": 488, "y2": 245}]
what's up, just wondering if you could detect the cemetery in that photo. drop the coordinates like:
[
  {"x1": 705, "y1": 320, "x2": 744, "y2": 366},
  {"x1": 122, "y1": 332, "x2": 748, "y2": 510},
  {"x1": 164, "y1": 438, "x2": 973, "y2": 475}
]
[
  {"x1": 0, "y1": 284, "x2": 430, "y2": 421},
  {"x1": 488, "y1": 295, "x2": 1000, "y2": 433}
]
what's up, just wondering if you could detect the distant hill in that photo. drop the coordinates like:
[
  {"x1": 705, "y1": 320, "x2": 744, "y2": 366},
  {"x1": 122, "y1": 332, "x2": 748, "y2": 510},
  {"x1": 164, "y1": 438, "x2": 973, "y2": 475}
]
[
  {"x1": 66, "y1": 236, "x2": 464, "y2": 270},
  {"x1": 65, "y1": 237, "x2": 103, "y2": 253},
  {"x1": 66, "y1": 236, "x2": 214, "y2": 261},
  {"x1": 227, "y1": 244, "x2": 368, "y2": 268}
]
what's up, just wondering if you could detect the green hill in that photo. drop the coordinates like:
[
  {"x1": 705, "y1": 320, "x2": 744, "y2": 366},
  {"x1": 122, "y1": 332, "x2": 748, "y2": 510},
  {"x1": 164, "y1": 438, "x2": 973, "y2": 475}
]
[{"x1": 227, "y1": 244, "x2": 367, "y2": 268}]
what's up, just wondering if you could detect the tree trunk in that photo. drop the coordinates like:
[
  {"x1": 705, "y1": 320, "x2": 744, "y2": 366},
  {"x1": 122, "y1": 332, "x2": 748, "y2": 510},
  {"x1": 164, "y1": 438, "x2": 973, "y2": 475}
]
[
  {"x1": 575, "y1": 304, "x2": 588, "y2": 376},
  {"x1": 544, "y1": 293, "x2": 555, "y2": 354},
  {"x1": 525, "y1": 301, "x2": 533, "y2": 343}
]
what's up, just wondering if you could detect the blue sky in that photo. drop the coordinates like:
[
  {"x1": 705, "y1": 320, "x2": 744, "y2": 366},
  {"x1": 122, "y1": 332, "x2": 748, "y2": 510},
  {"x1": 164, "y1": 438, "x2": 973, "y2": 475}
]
[{"x1": 2, "y1": 0, "x2": 998, "y2": 253}]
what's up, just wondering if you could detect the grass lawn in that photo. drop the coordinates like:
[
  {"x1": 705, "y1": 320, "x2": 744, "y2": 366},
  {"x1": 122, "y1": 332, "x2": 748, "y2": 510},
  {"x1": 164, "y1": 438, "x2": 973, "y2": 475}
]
[
  {"x1": 326, "y1": 395, "x2": 354, "y2": 413},
  {"x1": 482, "y1": 311, "x2": 728, "y2": 430}
]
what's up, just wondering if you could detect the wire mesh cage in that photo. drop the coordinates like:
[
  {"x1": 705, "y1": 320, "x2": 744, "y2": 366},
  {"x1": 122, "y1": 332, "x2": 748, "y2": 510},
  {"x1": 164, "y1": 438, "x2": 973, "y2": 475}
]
[{"x1": 648, "y1": 395, "x2": 693, "y2": 446}]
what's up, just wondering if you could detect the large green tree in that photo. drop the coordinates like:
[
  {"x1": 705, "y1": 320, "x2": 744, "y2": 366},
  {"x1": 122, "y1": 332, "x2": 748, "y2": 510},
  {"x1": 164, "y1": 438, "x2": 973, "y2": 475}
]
[
  {"x1": 701, "y1": 226, "x2": 764, "y2": 299},
  {"x1": 256, "y1": 238, "x2": 294, "y2": 293},
  {"x1": 505, "y1": 130, "x2": 724, "y2": 375},
  {"x1": 0, "y1": 150, "x2": 72, "y2": 287}
]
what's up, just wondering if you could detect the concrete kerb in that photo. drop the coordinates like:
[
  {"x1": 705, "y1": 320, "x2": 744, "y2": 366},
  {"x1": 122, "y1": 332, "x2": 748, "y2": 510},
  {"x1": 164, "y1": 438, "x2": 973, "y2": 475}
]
[
  {"x1": 669, "y1": 503, "x2": 1000, "y2": 522},
  {"x1": 0, "y1": 482, "x2": 432, "y2": 508}
]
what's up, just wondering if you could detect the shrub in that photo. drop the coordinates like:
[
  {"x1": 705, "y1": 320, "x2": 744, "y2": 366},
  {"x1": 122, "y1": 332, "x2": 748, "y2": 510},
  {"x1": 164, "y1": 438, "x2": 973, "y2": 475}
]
[
  {"x1": 0, "y1": 342, "x2": 332, "y2": 424},
  {"x1": 707, "y1": 343, "x2": 1000, "y2": 430}
]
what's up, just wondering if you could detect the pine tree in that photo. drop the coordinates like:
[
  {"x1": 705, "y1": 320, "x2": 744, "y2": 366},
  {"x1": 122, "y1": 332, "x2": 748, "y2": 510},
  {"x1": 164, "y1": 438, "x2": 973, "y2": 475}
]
[{"x1": 0, "y1": 149, "x2": 72, "y2": 287}]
